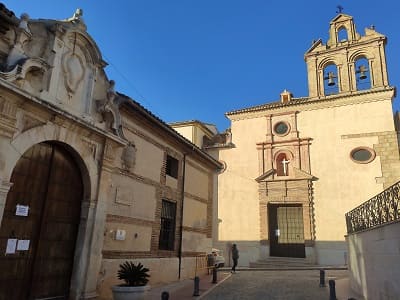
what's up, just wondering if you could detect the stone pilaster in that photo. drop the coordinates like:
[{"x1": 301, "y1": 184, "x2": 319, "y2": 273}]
[{"x1": 0, "y1": 179, "x2": 13, "y2": 223}]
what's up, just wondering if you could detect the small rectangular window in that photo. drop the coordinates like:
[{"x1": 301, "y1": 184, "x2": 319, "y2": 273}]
[
  {"x1": 159, "y1": 200, "x2": 176, "y2": 250},
  {"x1": 166, "y1": 155, "x2": 179, "y2": 179}
]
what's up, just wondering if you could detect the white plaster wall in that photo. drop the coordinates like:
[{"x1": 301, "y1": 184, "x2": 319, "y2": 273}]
[
  {"x1": 183, "y1": 197, "x2": 207, "y2": 228},
  {"x1": 182, "y1": 232, "x2": 211, "y2": 253},
  {"x1": 347, "y1": 222, "x2": 400, "y2": 300},
  {"x1": 108, "y1": 174, "x2": 157, "y2": 221},
  {"x1": 185, "y1": 162, "x2": 209, "y2": 199},
  {"x1": 217, "y1": 116, "x2": 266, "y2": 242},
  {"x1": 124, "y1": 127, "x2": 164, "y2": 182},
  {"x1": 103, "y1": 224, "x2": 152, "y2": 252},
  {"x1": 298, "y1": 100, "x2": 392, "y2": 245},
  {"x1": 173, "y1": 126, "x2": 193, "y2": 143}
]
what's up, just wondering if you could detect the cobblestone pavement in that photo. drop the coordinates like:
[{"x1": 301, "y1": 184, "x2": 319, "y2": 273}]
[{"x1": 202, "y1": 269, "x2": 349, "y2": 300}]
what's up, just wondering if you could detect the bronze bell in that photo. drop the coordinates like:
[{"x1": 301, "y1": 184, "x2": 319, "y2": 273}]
[
  {"x1": 325, "y1": 72, "x2": 336, "y2": 86},
  {"x1": 358, "y1": 65, "x2": 368, "y2": 80}
]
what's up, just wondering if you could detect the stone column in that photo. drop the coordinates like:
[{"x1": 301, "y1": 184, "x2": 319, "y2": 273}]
[{"x1": 79, "y1": 139, "x2": 118, "y2": 299}]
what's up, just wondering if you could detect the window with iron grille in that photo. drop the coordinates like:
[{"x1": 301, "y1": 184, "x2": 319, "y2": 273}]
[
  {"x1": 159, "y1": 200, "x2": 176, "y2": 250},
  {"x1": 166, "y1": 155, "x2": 179, "y2": 179}
]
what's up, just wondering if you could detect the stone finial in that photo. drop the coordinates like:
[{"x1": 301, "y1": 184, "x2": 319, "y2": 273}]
[
  {"x1": 69, "y1": 8, "x2": 83, "y2": 22},
  {"x1": 225, "y1": 128, "x2": 232, "y2": 144},
  {"x1": 19, "y1": 13, "x2": 30, "y2": 33},
  {"x1": 64, "y1": 8, "x2": 86, "y2": 30}
]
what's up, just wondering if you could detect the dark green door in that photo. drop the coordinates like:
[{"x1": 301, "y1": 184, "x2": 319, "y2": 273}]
[{"x1": 268, "y1": 204, "x2": 305, "y2": 258}]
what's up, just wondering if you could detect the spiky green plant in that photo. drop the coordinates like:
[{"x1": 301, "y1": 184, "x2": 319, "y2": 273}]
[{"x1": 117, "y1": 261, "x2": 150, "y2": 286}]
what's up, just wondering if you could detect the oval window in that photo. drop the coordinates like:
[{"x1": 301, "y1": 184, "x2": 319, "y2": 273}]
[
  {"x1": 350, "y1": 147, "x2": 375, "y2": 164},
  {"x1": 274, "y1": 122, "x2": 289, "y2": 136}
]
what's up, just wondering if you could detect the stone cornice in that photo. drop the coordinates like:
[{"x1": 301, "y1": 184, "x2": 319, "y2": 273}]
[
  {"x1": 0, "y1": 79, "x2": 126, "y2": 146},
  {"x1": 226, "y1": 87, "x2": 395, "y2": 121}
]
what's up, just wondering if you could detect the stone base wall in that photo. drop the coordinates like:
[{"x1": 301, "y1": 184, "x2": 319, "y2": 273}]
[
  {"x1": 347, "y1": 222, "x2": 400, "y2": 300},
  {"x1": 97, "y1": 257, "x2": 208, "y2": 300}
]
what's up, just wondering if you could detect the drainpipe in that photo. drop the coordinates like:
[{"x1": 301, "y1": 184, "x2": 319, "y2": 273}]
[{"x1": 178, "y1": 153, "x2": 187, "y2": 279}]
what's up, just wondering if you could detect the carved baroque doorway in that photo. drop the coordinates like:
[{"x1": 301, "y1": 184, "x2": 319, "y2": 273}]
[
  {"x1": 0, "y1": 142, "x2": 83, "y2": 299},
  {"x1": 268, "y1": 203, "x2": 305, "y2": 258}
]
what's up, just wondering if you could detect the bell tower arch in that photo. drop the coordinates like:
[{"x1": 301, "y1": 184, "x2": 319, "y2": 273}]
[{"x1": 305, "y1": 13, "x2": 390, "y2": 98}]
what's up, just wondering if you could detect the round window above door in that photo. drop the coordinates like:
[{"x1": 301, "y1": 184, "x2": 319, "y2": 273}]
[{"x1": 274, "y1": 121, "x2": 290, "y2": 136}]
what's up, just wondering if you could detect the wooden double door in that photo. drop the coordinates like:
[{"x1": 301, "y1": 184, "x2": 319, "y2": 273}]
[
  {"x1": 268, "y1": 203, "x2": 305, "y2": 258},
  {"x1": 0, "y1": 142, "x2": 83, "y2": 299}
]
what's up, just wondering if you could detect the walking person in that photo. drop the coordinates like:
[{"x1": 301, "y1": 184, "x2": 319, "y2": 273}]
[{"x1": 231, "y1": 244, "x2": 239, "y2": 273}]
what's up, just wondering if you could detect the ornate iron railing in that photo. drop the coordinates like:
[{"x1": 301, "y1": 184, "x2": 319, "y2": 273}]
[{"x1": 346, "y1": 181, "x2": 400, "y2": 234}]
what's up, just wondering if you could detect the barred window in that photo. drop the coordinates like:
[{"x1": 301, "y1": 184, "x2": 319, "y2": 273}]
[{"x1": 159, "y1": 200, "x2": 176, "y2": 250}]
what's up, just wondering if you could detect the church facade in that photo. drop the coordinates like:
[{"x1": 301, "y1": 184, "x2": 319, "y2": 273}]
[
  {"x1": 0, "y1": 3, "x2": 399, "y2": 299},
  {"x1": 175, "y1": 14, "x2": 400, "y2": 266},
  {"x1": 0, "y1": 5, "x2": 221, "y2": 300}
]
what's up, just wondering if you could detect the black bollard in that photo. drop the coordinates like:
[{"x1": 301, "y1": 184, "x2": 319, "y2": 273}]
[
  {"x1": 161, "y1": 291, "x2": 169, "y2": 300},
  {"x1": 212, "y1": 267, "x2": 217, "y2": 284},
  {"x1": 329, "y1": 279, "x2": 337, "y2": 300},
  {"x1": 193, "y1": 276, "x2": 200, "y2": 296},
  {"x1": 319, "y1": 269, "x2": 326, "y2": 287}
]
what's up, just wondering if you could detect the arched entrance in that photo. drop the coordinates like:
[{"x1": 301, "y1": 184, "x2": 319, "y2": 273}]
[{"x1": 0, "y1": 142, "x2": 83, "y2": 299}]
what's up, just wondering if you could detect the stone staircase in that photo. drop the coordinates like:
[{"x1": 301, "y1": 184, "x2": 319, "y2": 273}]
[{"x1": 247, "y1": 257, "x2": 347, "y2": 270}]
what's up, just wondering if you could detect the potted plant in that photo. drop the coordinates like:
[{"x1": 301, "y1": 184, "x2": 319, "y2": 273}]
[{"x1": 111, "y1": 261, "x2": 151, "y2": 300}]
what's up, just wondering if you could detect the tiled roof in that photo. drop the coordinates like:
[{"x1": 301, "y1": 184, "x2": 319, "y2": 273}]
[
  {"x1": 117, "y1": 93, "x2": 223, "y2": 169},
  {"x1": 226, "y1": 87, "x2": 396, "y2": 116},
  {"x1": 226, "y1": 97, "x2": 309, "y2": 116}
]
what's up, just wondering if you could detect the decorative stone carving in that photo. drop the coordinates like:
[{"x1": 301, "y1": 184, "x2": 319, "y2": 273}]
[
  {"x1": 18, "y1": 13, "x2": 30, "y2": 33},
  {"x1": 62, "y1": 51, "x2": 85, "y2": 97},
  {"x1": 103, "y1": 141, "x2": 116, "y2": 165},
  {"x1": 0, "y1": 97, "x2": 17, "y2": 137},
  {"x1": 0, "y1": 57, "x2": 50, "y2": 84},
  {"x1": 121, "y1": 143, "x2": 136, "y2": 171},
  {"x1": 4, "y1": 13, "x2": 32, "y2": 71},
  {"x1": 0, "y1": 4, "x2": 18, "y2": 35},
  {"x1": 97, "y1": 80, "x2": 123, "y2": 137},
  {"x1": 0, "y1": 12, "x2": 49, "y2": 85},
  {"x1": 203, "y1": 128, "x2": 234, "y2": 148},
  {"x1": 63, "y1": 8, "x2": 86, "y2": 31},
  {"x1": 81, "y1": 138, "x2": 98, "y2": 160},
  {"x1": 20, "y1": 114, "x2": 45, "y2": 133}
]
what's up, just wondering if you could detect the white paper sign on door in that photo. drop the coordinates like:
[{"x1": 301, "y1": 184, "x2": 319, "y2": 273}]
[
  {"x1": 6, "y1": 238, "x2": 17, "y2": 254},
  {"x1": 16, "y1": 204, "x2": 29, "y2": 216},
  {"x1": 17, "y1": 240, "x2": 30, "y2": 251}
]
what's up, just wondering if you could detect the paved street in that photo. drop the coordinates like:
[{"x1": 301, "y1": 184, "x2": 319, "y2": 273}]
[{"x1": 202, "y1": 269, "x2": 350, "y2": 300}]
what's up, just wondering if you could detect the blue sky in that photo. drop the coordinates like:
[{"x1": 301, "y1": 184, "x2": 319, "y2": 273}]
[{"x1": 4, "y1": 1, "x2": 400, "y2": 131}]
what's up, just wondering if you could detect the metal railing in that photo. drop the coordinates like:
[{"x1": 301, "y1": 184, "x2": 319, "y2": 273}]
[
  {"x1": 345, "y1": 181, "x2": 400, "y2": 234},
  {"x1": 194, "y1": 254, "x2": 215, "y2": 277}
]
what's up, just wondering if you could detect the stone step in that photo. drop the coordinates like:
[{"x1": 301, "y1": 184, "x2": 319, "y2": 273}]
[{"x1": 249, "y1": 257, "x2": 317, "y2": 268}]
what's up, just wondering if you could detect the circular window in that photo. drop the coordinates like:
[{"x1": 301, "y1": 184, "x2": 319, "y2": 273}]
[
  {"x1": 274, "y1": 122, "x2": 290, "y2": 136},
  {"x1": 350, "y1": 147, "x2": 375, "y2": 164}
]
